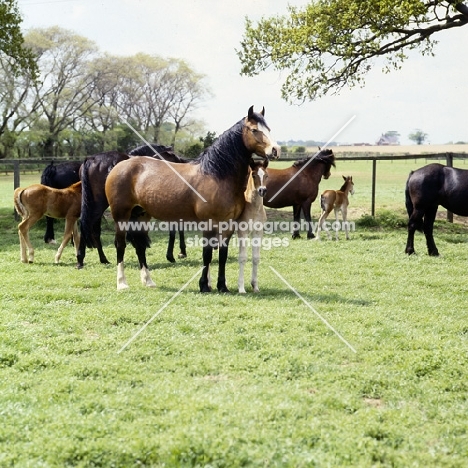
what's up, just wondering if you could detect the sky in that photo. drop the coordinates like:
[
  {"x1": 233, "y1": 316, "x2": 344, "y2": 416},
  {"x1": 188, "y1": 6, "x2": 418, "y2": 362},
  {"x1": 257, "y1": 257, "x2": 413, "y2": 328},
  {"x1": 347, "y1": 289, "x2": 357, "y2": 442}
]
[{"x1": 17, "y1": 0, "x2": 468, "y2": 145}]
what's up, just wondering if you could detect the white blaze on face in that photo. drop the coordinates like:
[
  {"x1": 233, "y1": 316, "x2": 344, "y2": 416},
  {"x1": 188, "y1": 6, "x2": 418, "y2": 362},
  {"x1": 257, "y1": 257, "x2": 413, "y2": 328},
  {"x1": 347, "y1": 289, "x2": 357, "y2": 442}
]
[{"x1": 258, "y1": 122, "x2": 278, "y2": 156}]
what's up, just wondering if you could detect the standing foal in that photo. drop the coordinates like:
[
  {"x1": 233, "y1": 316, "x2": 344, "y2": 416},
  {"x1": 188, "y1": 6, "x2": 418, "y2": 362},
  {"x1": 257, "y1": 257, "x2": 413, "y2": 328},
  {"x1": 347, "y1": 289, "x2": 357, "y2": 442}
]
[
  {"x1": 14, "y1": 182, "x2": 82, "y2": 263},
  {"x1": 237, "y1": 159, "x2": 268, "y2": 293},
  {"x1": 316, "y1": 176, "x2": 354, "y2": 240}
]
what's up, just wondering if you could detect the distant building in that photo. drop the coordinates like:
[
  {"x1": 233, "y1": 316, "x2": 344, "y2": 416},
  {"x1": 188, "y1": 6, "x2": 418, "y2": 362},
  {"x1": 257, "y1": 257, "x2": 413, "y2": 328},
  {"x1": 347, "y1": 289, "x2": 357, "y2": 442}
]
[{"x1": 376, "y1": 132, "x2": 400, "y2": 145}]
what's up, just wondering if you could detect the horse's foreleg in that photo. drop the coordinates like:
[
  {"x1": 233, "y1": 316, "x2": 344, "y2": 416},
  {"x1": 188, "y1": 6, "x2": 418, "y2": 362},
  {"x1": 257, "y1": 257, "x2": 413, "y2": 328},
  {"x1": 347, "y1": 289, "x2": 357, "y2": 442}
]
[
  {"x1": 250, "y1": 230, "x2": 262, "y2": 293},
  {"x1": 44, "y1": 216, "x2": 56, "y2": 244},
  {"x1": 72, "y1": 221, "x2": 80, "y2": 257},
  {"x1": 54, "y1": 217, "x2": 75, "y2": 263},
  {"x1": 115, "y1": 228, "x2": 128, "y2": 290},
  {"x1": 199, "y1": 231, "x2": 215, "y2": 293},
  {"x1": 237, "y1": 231, "x2": 248, "y2": 293},
  {"x1": 166, "y1": 229, "x2": 176, "y2": 263},
  {"x1": 292, "y1": 205, "x2": 302, "y2": 239},
  {"x1": 334, "y1": 208, "x2": 340, "y2": 241},
  {"x1": 217, "y1": 232, "x2": 232, "y2": 293},
  {"x1": 303, "y1": 202, "x2": 315, "y2": 239},
  {"x1": 423, "y1": 206, "x2": 439, "y2": 256},
  {"x1": 316, "y1": 211, "x2": 326, "y2": 241},
  {"x1": 342, "y1": 207, "x2": 350, "y2": 240},
  {"x1": 178, "y1": 229, "x2": 187, "y2": 259},
  {"x1": 131, "y1": 230, "x2": 155, "y2": 288}
]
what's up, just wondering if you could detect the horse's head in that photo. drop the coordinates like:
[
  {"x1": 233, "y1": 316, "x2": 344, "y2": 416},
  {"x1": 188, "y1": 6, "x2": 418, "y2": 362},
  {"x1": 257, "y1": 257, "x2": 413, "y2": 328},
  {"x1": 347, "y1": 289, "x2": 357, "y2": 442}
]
[
  {"x1": 243, "y1": 106, "x2": 280, "y2": 161},
  {"x1": 343, "y1": 175, "x2": 355, "y2": 195},
  {"x1": 317, "y1": 148, "x2": 335, "y2": 179},
  {"x1": 249, "y1": 158, "x2": 269, "y2": 197}
]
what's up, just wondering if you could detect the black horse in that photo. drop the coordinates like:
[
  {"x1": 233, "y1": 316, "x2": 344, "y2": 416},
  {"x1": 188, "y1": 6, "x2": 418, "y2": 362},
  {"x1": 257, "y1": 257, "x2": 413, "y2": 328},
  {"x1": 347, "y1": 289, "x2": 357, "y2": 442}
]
[
  {"x1": 77, "y1": 144, "x2": 188, "y2": 268},
  {"x1": 40, "y1": 161, "x2": 82, "y2": 244},
  {"x1": 405, "y1": 163, "x2": 468, "y2": 256}
]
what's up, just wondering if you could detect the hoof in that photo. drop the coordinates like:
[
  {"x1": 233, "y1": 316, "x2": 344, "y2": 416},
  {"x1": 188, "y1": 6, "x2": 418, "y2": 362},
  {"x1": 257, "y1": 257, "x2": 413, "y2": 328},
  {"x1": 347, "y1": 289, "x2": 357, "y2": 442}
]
[
  {"x1": 47, "y1": 239, "x2": 57, "y2": 245},
  {"x1": 76, "y1": 263, "x2": 84, "y2": 269},
  {"x1": 200, "y1": 285, "x2": 212, "y2": 293},
  {"x1": 178, "y1": 253, "x2": 187, "y2": 259},
  {"x1": 292, "y1": 233, "x2": 301, "y2": 240},
  {"x1": 307, "y1": 233, "x2": 315, "y2": 240},
  {"x1": 100, "y1": 259, "x2": 110, "y2": 265},
  {"x1": 218, "y1": 286, "x2": 230, "y2": 293},
  {"x1": 428, "y1": 250, "x2": 440, "y2": 257},
  {"x1": 117, "y1": 282, "x2": 130, "y2": 291},
  {"x1": 166, "y1": 254, "x2": 176, "y2": 263}
]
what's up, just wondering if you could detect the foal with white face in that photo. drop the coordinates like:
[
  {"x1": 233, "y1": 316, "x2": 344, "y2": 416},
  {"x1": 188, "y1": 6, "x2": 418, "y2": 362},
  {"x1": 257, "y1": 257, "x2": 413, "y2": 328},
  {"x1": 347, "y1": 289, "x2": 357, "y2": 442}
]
[{"x1": 237, "y1": 159, "x2": 268, "y2": 293}]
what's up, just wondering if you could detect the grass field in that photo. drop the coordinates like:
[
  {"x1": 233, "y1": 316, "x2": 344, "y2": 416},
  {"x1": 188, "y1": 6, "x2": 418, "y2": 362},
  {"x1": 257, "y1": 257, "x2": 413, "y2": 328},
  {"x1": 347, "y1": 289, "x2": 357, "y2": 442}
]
[{"x1": 1, "y1": 160, "x2": 468, "y2": 467}]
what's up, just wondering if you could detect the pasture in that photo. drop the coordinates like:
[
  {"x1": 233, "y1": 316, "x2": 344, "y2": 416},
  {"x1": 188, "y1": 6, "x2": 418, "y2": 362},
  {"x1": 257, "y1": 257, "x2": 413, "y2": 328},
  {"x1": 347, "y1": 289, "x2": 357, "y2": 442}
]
[{"x1": 1, "y1": 159, "x2": 468, "y2": 467}]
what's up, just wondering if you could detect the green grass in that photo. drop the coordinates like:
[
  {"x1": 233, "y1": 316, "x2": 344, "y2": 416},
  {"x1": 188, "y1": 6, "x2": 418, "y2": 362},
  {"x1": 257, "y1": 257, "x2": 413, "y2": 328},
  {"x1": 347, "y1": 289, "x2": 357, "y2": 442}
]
[{"x1": 1, "y1": 164, "x2": 468, "y2": 467}]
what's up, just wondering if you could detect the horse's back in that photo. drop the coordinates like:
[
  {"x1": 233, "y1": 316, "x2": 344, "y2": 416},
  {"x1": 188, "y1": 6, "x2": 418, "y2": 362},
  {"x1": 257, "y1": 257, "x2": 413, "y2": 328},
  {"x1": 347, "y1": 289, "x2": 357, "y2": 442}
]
[{"x1": 408, "y1": 163, "x2": 468, "y2": 215}]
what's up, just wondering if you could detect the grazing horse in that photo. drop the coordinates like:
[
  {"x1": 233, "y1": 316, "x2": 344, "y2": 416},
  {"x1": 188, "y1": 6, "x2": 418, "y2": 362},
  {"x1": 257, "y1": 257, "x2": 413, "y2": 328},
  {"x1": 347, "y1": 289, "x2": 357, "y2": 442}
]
[
  {"x1": 77, "y1": 145, "x2": 185, "y2": 268},
  {"x1": 40, "y1": 160, "x2": 82, "y2": 244},
  {"x1": 14, "y1": 182, "x2": 82, "y2": 264},
  {"x1": 105, "y1": 106, "x2": 279, "y2": 291},
  {"x1": 316, "y1": 176, "x2": 354, "y2": 240},
  {"x1": 237, "y1": 159, "x2": 268, "y2": 293},
  {"x1": 405, "y1": 163, "x2": 468, "y2": 256},
  {"x1": 264, "y1": 149, "x2": 335, "y2": 239}
]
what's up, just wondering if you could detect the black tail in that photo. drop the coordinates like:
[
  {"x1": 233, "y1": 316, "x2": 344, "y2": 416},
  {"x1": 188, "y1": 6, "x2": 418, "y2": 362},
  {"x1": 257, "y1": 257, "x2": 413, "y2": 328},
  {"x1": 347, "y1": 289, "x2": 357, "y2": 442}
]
[
  {"x1": 405, "y1": 171, "x2": 414, "y2": 219},
  {"x1": 405, "y1": 170, "x2": 423, "y2": 232},
  {"x1": 40, "y1": 162, "x2": 56, "y2": 186},
  {"x1": 80, "y1": 158, "x2": 98, "y2": 248}
]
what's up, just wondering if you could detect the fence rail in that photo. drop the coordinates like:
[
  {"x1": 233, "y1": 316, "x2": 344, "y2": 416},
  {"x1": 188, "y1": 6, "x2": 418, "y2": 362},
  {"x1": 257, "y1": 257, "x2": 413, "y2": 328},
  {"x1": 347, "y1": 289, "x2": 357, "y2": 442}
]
[{"x1": 3, "y1": 152, "x2": 467, "y2": 220}]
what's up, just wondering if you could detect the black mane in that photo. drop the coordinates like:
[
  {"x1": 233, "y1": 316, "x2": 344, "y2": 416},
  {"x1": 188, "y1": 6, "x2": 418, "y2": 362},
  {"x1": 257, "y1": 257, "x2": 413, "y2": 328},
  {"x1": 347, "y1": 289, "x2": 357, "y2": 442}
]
[
  {"x1": 128, "y1": 143, "x2": 189, "y2": 163},
  {"x1": 192, "y1": 117, "x2": 253, "y2": 179},
  {"x1": 293, "y1": 148, "x2": 335, "y2": 168}
]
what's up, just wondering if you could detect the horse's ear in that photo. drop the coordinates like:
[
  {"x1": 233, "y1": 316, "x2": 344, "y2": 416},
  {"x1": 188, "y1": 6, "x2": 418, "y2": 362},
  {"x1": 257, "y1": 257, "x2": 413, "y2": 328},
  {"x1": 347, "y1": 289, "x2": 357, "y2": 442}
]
[
  {"x1": 343, "y1": 175, "x2": 346, "y2": 181},
  {"x1": 261, "y1": 106, "x2": 265, "y2": 116},
  {"x1": 263, "y1": 158, "x2": 269, "y2": 169},
  {"x1": 248, "y1": 106, "x2": 254, "y2": 119}
]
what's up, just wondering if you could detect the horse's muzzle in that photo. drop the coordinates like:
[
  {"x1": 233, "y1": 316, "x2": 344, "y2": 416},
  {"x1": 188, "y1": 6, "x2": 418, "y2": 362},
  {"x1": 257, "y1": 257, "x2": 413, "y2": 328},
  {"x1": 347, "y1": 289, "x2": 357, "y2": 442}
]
[
  {"x1": 258, "y1": 187, "x2": 267, "y2": 198},
  {"x1": 268, "y1": 146, "x2": 280, "y2": 160}
]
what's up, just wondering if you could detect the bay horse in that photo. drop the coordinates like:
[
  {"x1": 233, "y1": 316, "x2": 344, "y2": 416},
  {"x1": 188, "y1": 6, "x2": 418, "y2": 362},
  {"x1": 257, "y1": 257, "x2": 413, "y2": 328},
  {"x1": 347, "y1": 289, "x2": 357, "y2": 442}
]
[
  {"x1": 237, "y1": 159, "x2": 268, "y2": 293},
  {"x1": 77, "y1": 145, "x2": 187, "y2": 268},
  {"x1": 315, "y1": 176, "x2": 354, "y2": 240},
  {"x1": 263, "y1": 149, "x2": 335, "y2": 238},
  {"x1": 14, "y1": 182, "x2": 82, "y2": 264},
  {"x1": 40, "y1": 160, "x2": 82, "y2": 244},
  {"x1": 105, "y1": 106, "x2": 279, "y2": 291},
  {"x1": 405, "y1": 163, "x2": 468, "y2": 256}
]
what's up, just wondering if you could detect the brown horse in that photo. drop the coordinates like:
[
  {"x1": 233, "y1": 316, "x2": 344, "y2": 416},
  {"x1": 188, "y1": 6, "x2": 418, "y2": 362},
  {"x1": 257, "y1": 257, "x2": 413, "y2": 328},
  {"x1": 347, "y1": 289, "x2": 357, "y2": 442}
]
[
  {"x1": 264, "y1": 149, "x2": 335, "y2": 238},
  {"x1": 105, "y1": 106, "x2": 279, "y2": 291},
  {"x1": 237, "y1": 159, "x2": 268, "y2": 294},
  {"x1": 14, "y1": 182, "x2": 82, "y2": 264},
  {"x1": 316, "y1": 176, "x2": 354, "y2": 240}
]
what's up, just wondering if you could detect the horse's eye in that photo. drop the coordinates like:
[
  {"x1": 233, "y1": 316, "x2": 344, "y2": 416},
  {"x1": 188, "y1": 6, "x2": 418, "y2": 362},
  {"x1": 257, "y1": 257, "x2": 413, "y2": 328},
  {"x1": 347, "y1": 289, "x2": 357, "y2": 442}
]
[{"x1": 252, "y1": 129, "x2": 259, "y2": 134}]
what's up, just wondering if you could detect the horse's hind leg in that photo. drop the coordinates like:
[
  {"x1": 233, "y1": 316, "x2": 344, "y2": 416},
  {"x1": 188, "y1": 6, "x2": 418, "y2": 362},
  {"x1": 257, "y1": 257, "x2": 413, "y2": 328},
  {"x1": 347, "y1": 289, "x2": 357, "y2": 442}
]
[
  {"x1": 127, "y1": 218, "x2": 155, "y2": 288},
  {"x1": 18, "y1": 215, "x2": 40, "y2": 263},
  {"x1": 94, "y1": 218, "x2": 110, "y2": 264},
  {"x1": 423, "y1": 205, "x2": 439, "y2": 256},
  {"x1": 405, "y1": 207, "x2": 424, "y2": 255}
]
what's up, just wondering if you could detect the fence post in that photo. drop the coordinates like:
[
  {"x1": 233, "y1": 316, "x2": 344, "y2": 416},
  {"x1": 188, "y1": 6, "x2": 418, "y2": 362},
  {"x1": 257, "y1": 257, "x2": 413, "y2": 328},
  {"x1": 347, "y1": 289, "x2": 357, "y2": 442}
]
[
  {"x1": 371, "y1": 158, "x2": 377, "y2": 217},
  {"x1": 13, "y1": 160, "x2": 20, "y2": 221},
  {"x1": 446, "y1": 153, "x2": 453, "y2": 223}
]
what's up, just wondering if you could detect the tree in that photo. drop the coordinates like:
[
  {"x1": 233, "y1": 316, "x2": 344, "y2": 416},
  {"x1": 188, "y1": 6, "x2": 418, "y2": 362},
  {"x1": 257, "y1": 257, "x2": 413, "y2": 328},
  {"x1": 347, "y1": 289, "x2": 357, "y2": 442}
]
[
  {"x1": 409, "y1": 129, "x2": 428, "y2": 144},
  {"x1": 0, "y1": 0, "x2": 37, "y2": 78},
  {"x1": 238, "y1": 1, "x2": 468, "y2": 103},
  {"x1": 24, "y1": 27, "x2": 100, "y2": 157}
]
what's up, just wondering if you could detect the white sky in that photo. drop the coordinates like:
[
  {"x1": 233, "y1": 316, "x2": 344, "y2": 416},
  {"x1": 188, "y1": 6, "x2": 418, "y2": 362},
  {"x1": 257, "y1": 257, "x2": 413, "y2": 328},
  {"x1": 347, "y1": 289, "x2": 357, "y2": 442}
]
[{"x1": 18, "y1": 0, "x2": 468, "y2": 145}]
